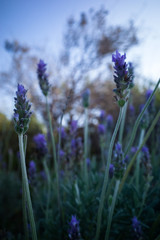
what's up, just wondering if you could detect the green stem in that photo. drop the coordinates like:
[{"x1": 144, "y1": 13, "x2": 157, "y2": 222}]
[
  {"x1": 18, "y1": 134, "x2": 37, "y2": 240},
  {"x1": 118, "y1": 97, "x2": 128, "y2": 144},
  {"x1": 43, "y1": 160, "x2": 51, "y2": 222},
  {"x1": 135, "y1": 129, "x2": 145, "y2": 191},
  {"x1": 22, "y1": 178, "x2": 29, "y2": 240},
  {"x1": 124, "y1": 79, "x2": 160, "y2": 156},
  {"x1": 95, "y1": 107, "x2": 123, "y2": 240},
  {"x1": 84, "y1": 107, "x2": 89, "y2": 190},
  {"x1": 119, "y1": 110, "x2": 160, "y2": 193},
  {"x1": 105, "y1": 179, "x2": 120, "y2": 240}
]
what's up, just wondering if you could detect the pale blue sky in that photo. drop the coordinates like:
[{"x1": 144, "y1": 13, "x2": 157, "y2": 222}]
[
  {"x1": 1, "y1": 0, "x2": 160, "y2": 79},
  {"x1": 0, "y1": 0, "x2": 160, "y2": 117}
]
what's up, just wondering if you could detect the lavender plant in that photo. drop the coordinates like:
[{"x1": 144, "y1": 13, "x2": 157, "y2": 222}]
[{"x1": 13, "y1": 84, "x2": 37, "y2": 240}]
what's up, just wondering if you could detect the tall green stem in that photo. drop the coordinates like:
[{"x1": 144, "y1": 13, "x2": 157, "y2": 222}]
[
  {"x1": 95, "y1": 107, "x2": 123, "y2": 240},
  {"x1": 118, "y1": 99, "x2": 128, "y2": 144},
  {"x1": 18, "y1": 134, "x2": 37, "y2": 240},
  {"x1": 43, "y1": 160, "x2": 51, "y2": 222},
  {"x1": 84, "y1": 107, "x2": 89, "y2": 190},
  {"x1": 119, "y1": 110, "x2": 160, "y2": 193},
  {"x1": 105, "y1": 179, "x2": 120, "y2": 240},
  {"x1": 135, "y1": 129, "x2": 145, "y2": 190},
  {"x1": 124, "y1": 79, "x2": 160, "y2": 157}
]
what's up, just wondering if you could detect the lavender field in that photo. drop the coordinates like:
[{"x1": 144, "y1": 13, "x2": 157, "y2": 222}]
[{"x1": 1, "y1": 2, "x2": 160, "y2": 240}]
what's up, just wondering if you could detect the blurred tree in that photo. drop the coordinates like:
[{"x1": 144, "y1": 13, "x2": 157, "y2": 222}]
[{"x1": 0, "y1": 6, "x2": 139, "y2": 122}]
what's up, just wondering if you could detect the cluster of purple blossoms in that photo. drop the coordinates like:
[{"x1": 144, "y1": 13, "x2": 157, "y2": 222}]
[
  {"x1": 71, "y1": 137, "x2": 83, "y2": 157},
  {"x1": 98, "y1": 124, "x2": 105, "y2": 135},
  {"x1": 82, "y1": 88, "x2": 90, "y2": 108},
  {"x1": 68, "y1": 215, "x2": 81, "y2": 240},
  {"x1": 106, "y1": 114, "x2": 113, "y2": 129},
  {"x1": 37, "y1": 60, "x2": 50, "y2": 96},
  {"x1": 58, "y1": 127, "x2": 67, "y2": 139},
  {"x1": 70, "y1": 120, "x2": 78, "y2": 135},
  {"x1": 28, "y1": 160, "x2": 36, "y2": 183},
  {"x1": 33, "y1": 133, "x2": 48, "y2": 158},
  {"x1": 141, "y1": 146, "x2": 152, "y2": 176},
  {"x1": 13, "y1": 84, "x2": 32, "y2": 134},
  {"x1": 112, "y1": 142, "x2": 126, "y2": 179},
  {"x1": 131, "y1": 216, "x2": 143, "y2": 239},
  {"x1": 112, "y1": 50, "x2": 134, "y2": 107}
]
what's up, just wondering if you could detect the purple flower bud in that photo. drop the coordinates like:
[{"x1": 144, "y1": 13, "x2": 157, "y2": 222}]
[
  {"x1": 98, "y1": 124, "x2": 105, "y2": 135},
  {"x1": 106, "y1": 114, "x2": 113, "y2": 129},
  {"x1": 146, "y1": 89, "x2": 153, "y2": 100},
  {"x1": 109, "y1": 164, "x2": 114, "y2": 178},
  {"x1": 131, "y1": 146, "x2": 138, "y2": 154},
  {"x1": 58, "y1": 127, "x2": 66, "y2": 139},
  {"x1": 86, "y1": 158, "x2": 91, "y2": 168},
  {"x1": 68, "y1": 215, "x2": 81, "y2": 240},
  {"x1": 37, "y1": 60, "x2": 50, "y2": 96},
  {"x1": 129, "y1": 104, "x2": 135, "y2": 117},
  {"x1": 13, "y1": 84, "x2": 32, "y2": 134},
  {"x1": 28, "y1": 161, "x2": 36, "y2": 184},
  {"x1": 59, "y1": 149, "x2": 65, "y2": 159},
  {"x1": 70, "y1": 120, "x2": 78, "y2": 134},
  {"x1": 33, "y1": 133, "x2": 48, "y2": 157},
  {"x1": 113, "y1": 142, "x2": 126, "y2": 179},
  {"x1": 131, "y1": 216, "x2": 142, "y2": 239},
  {"x1": 82, "y1": 88, "x2": 90, "y2": 108},
  {"x1": 99, "y1": 110, "x2": 106, "y2": 122}
]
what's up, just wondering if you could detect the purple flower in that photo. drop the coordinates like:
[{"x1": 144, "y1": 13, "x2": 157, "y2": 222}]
[
  {"x1": 106, "y1": 114, "x2": 113, "y2": 129},
  {"x1": 13, "y1": 84, "x2": 32, "y2": 134},
  {"x1": 109, "y1": 164, "x2": 114, "y2": 178},
  {"x1": 98, "y1": 124, "x2": 105, "y2": 135},
  {"x1": 129, "y1": 104, "x2": 135, "y2": 117},
  {"x1": 131, "y1": 146, "x2": 138, "y2": 154},
  {"x1": 112, "y1": 50, "x2": 133, "y2": 106},
  {"x1": 37, "y1": 59, "x2": 50, "y2": 96},
  {"x1": 86, "y1": 158, "x2": 91, "y2": 168},
  {"x1": 40, "y1": 170, "x2": 47, "y2": 180},
  {"x1": 68, "y1": 215, "x2": 81, "y2": 240},
  {"x1": 58, "y1": 127, "x2": 66, "y2": 139},
  {"x1": 28, "y1": 161, "x2": 36, "y2": 183},
  {"x1": 145, "y1": 89, "x2": 153, "y2": 100},
  {"x1": 113, "y1": 142, "x2": 126, "y2": 179},
  {"x1": 99, "y1": 110, "x2": 106, "y2": 122},
  {"x1": 59, "y1": 149, "x2": 65, "y2": 159},
  {"x1": 82, "y1": 88, "x2": 90, "y2": 108},
  {"x1": 141, "y1": 146, "x2": 152, "y2": 176},
  {"x1": 70, "y1": 120, "x2": 78, "y2": 134},
  {"x1": 33, "y1": 133, "x2": 48, "y2": 157},
  {"x1": 131, "y1": 216, "x2": 142, "y2": 239}
]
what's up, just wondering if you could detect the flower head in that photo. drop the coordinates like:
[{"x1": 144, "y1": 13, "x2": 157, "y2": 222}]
[
  {"x1": 112, "y1": 50, "x2": 133, "y2": 107},
  {"x1": 33, "y1": 133, "x2": 48, "y2": 157},
  {"x1": 70, "y1": 120, "x2": 78, "y2": 135},
  {"x1": 98, "y1": 124, "x2": 105, "y2": 135},
  {"x1": 106, "y1": 114, "x2": 113, "y2": 129},
  {"x1": 13, "y1": 84, "x2": 32, "y2": 134},
  {"x1": 37, "y1": 59, "x2": 50, "y2": 96},
  {"x1": 68, "y1": 215, "x2": 81, "y2": 240},
  {"x1": 131, "y1": 216, "x2": 142, "y2": 239},
  {"x1": 109, "y1": 164, "x2": 114, "y2": 178},
  {"x1": 82, "y1": 88, "x2": 90, "y2": 108},
  {"x1": 112, "y1": 142, "x2": 126, "y2": 179},
  {"x1": 28, "y1": 160, "x2": 36, "y2": 183}
]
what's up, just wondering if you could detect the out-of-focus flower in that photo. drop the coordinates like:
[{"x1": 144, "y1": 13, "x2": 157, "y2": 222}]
[
  {"x1": 86, "y1": 158, "x2": 91, "y2": 168},
  {"x1": 99, "y1": 110, "x2": 106, "y2": 122},
  {"x1": 68, "y1": 215, "x2": 81, "y2": 240},
  {"x1": 37, "y1": 59, "x2": 50, "y2": 96},
  {"x1": 82, "y1": 88, "x2": 90, "y2": 108},
  {"x1": 70, "y1": 120, "x2": 78, "y2": 135},
  {"x1": 131, "y1": 216, "x2": 142, "y2": 240},
  {"x1": 98, "y1": 124, "x2": 105, "y2": 135},
  {"x1": 129, "y1": 104, "x2": 135, "y2": 117},
  {"x1": 13, "y1": 84, "x2": 32, "y2": 134},
  {"x1": 141, "y1": 146, "x2": 152, "y2": 176},
  {"x1": 109, "y1": 164, "x2": 114, "y2": 178},
  {"x1": 33, "y1": 133, "x2": 48, "y2": 158},
  {"x1": 28, "y1": 160, "x2": 36, "y2": 184},
  {"x1": 58, "y1": 127, "x2": 67, "y2": 139},
  {"x1": 106, "y1": 114, "x2": 114, "y2": 129}
]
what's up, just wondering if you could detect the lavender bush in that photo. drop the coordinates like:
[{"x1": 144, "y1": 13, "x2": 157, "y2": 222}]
[{"x1": 0, "y1": 51, "x2": 160, "y2": 240}]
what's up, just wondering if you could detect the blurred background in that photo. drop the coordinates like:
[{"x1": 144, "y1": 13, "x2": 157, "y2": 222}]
[{"x1": 0, "y1": 0, "x2": 160, "y2": 122}]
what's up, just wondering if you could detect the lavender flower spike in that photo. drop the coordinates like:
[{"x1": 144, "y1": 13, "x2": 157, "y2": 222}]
[
  {"x1": 13, "y1": 84, "x2": 32, "y2": 134},
  {"x1": 37, "y1": 59, "x2": 50, "y2": 96},
  {"x1": 131, "y1": 216, "x2": 142, "y2": 239},
  {"x1": 68, "y1": 215, "x2": 81, "y2": 240},
  {"x1": 112, "y1": 50, "x2": 133, "y2": 107},
  {"x1": 33, "y1": 133, "x2": 48, "y2": 157}
]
